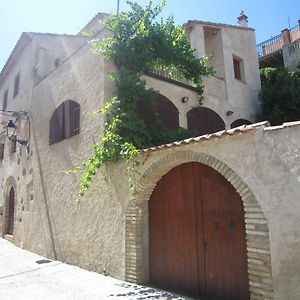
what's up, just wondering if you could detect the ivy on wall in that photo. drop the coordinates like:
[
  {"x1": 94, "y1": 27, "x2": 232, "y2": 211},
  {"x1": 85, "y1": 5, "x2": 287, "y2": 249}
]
[{"x1": 76, "y1": 0, "x2": 214, "y2": 196}]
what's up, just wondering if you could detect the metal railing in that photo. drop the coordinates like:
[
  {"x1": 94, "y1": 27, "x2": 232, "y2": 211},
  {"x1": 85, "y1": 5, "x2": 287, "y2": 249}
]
[
  {"x1": 290, "y1": 24, "x2": 300, "y2": 42},
  {"x1": 256, "y1": 33, "x2": 283, "y2": 57},
  {"x1": 257, "y1": 23, "x2": 300, "y2": 57},
  {"x1": 148, "y1": 66, "x2": 197, "y2": 88}
]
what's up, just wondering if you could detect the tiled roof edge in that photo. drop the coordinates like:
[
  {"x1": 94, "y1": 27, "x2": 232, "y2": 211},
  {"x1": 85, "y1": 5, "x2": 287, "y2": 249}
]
[
  {"x1": 142, "y1": 122, "x2": 265, "y2": 154},
  {"x1": 141, "y1": 120, "x2": 300, "y2": 154},
  {"x1": 264, "y1": 120, "x2": 300, "y2": 131},
  {"x1": 186, "y1": 20, "x2": 255, "y2": 31},
  {"x1": 79, "y1": 12, "x2": 110, "y2": 34}
]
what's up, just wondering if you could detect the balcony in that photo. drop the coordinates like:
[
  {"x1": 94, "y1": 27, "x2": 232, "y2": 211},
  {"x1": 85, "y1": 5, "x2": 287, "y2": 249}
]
[
  {"x1": 146, "y1": 66, "x2": 198, "y2": 90},
  {"x1": 257, "y1": 22, "x2": 300, "y2": 57}
]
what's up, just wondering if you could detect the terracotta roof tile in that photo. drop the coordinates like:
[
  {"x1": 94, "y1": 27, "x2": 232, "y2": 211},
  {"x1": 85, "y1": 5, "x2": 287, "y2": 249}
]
[
  {"x1": 264, "y1": 120, "x2": 300, "y2": 131},
  {"x1": 142, "y1": 120, "x2": 300, "y2": 154},
  {"x1": 142, "y1": 122, "x2": 269, "y2": 154}
]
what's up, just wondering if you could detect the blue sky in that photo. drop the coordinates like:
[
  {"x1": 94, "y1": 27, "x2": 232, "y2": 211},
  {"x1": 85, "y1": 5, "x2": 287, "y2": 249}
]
[{"x1": 0, "y1": 0, "x2": 299, "y2": 71}]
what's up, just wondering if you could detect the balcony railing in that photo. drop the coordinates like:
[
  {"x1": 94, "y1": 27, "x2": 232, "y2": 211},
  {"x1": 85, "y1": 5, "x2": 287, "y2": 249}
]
[
  {"x1": 257, "y1": 33, "x2": 283, "y2": 57},
  {"x1": 290, "y1": 24, "x2": 300, "y2": 42},
  {"x1": 257, "y1": 22, "x2": 300, "y2": 57},
  {"x1": 147, "y1": 66, "x2": 197, "y2": 88}
]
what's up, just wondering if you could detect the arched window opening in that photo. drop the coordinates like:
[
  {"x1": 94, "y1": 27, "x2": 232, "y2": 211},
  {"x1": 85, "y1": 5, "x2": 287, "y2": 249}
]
[
  {"x1": 137, "y1": 93, "x2": 179, "y2": 130},
  {"x1": 187, "y1": 107, "x2": 225, "y2": 136},
  {"x1": 230, "y1": 119, "x2": 251, "y2": 129},
  {"x1": 6, "y1": 187, "x2": 15, "y2": 235},
  {"x1": 49, "y1": 100, "x2": 80, "y2": 145}
]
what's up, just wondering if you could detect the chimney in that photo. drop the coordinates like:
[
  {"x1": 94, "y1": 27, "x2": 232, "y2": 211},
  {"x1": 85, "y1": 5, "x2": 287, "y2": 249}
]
[
  {"x1": 237, "y1": 11, "x2": 248, "y2": 27},
  {"x1": 281, "y1": 28, "x2": 291, "y2": 45}
]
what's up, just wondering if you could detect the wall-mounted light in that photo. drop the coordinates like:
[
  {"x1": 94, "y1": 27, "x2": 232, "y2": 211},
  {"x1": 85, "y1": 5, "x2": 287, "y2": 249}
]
[
  {"x1": 181, "y1": 96, "x2": 189, "y2": 103},
  {"x1": 226, "y1": 110, "x2": 234, "y2": 116},
  {"x1": 5, "y1": 119, "x2": 28, "y2": 146},
  {"x1": 6, "y1": 120, "x2": 16, "y2": 138}
]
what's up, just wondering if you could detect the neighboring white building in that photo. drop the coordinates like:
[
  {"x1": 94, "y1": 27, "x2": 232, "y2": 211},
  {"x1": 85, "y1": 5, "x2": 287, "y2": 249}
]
[{"x1": 4, "y1": 12, "x2": 300, "y2": 300}]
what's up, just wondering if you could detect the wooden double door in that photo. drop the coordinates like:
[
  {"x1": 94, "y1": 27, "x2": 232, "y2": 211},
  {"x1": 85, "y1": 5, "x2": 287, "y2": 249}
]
[{"x1": 149, "y1": 163, "x2": 249, "y2": 299}]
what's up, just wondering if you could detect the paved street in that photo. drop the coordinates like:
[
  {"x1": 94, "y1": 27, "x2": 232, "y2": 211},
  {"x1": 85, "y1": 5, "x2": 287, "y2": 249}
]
[{"x1": 0, "y1": 238, "x2": 191, "y2": 300}]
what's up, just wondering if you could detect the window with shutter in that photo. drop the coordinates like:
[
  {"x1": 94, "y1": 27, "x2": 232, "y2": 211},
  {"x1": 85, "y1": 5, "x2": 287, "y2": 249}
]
[
  {"x1": 64, "y1": 100, "x2": 80, "y2": 138},
  {"x1": 233, "y1": 55, "x2": 245, "y2": 82},
  {"x1": 49, "y1": 103, "x2": 64, "y2": 144},
  {"x1": 49, "y1": 100, "x2": 80, "y2": 145}
]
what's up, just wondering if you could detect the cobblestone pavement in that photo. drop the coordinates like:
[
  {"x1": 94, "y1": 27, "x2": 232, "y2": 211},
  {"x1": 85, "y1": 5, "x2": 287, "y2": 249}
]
[{"x1": 0, "y1": 238, "x2": 193, "y2": 300}]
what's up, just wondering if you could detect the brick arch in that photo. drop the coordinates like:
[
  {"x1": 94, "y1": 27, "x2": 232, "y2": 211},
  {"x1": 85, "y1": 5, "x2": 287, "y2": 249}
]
[
  {"x1": 2, "y1": 176, "x2": 17, "y2": 238},
  {"x1": 125, "y1": 150, "x2": 273, "y2": 299}
]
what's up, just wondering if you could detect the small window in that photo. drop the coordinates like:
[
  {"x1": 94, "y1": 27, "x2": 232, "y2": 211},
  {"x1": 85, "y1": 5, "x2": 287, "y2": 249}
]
[
  {"x1": 0, "y1": 143, "x2": 4, "y2": 160},
  {"x1": 233, "y1": 56, "x2": 245, "y2": 82},
  {"x1": 13, "y1": 73, "x2": 20, "y2": 98},
  {"x1": 11, "y1": 139, "x2": 17, "y2": 154},
  {"x1": 3, "y1": 89, "x2": 8, "y2": 110},
  {"x1": 49, "y1": 100, "x2": 80, "y2": 145}
]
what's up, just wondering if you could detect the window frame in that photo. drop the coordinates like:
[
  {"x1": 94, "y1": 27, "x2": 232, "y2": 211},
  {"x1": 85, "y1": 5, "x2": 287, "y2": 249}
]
[
  {"x1": 232, "y1": 55, "x2": 245, "y2": 82},
  {"x1": 49, "y1": 100, "x2": 80, "y2": 145}
]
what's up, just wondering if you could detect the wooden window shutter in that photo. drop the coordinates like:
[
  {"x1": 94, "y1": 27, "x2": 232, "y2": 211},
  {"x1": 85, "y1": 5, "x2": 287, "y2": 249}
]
[
  {"x1": 49, "y1": 103, "x2": 64, "y2": 144},
  {"x1": 64, "y1": 100, "x2": 80, "y2": 139}
]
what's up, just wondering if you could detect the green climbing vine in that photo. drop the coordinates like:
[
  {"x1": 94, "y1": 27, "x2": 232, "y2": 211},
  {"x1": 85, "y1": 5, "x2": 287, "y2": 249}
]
[{"x1": 75, "y1": 0, "x2": 214, "y2": 196}]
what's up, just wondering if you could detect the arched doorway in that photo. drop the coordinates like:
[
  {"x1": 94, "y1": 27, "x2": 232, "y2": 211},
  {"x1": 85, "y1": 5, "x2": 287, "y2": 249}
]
[
  {"x1": 187, "y1": 107, "x2": 225, "y2": 136},
  {"x1": 230, "y1": 119, "x2": 251, "y2": 128},
  {"x1": 6, "y1": 187, "x2": 15, "y2": 235},
  {"x1": 149, "y1": 162, "x2": 249, "y2": 299},
  {"x1": 137, "y1": 93, "x2": 179, "y2": 130}
]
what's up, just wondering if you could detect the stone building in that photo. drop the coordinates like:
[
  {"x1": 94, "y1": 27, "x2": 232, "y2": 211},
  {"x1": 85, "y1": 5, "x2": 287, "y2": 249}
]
[{"x1": 1, "y1": 12, "x2": 299, "y2": 300}]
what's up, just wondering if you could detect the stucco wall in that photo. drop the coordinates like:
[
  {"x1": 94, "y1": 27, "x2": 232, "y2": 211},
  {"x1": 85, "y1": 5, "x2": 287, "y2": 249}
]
[
  {"x1": 188, "y1": 22, "x2": 261, "y2": 124},
  {"x1": 0, "y1": 36, "x2": 35, "y2": 242},
  {"x1": 283, "y1": 40, "x2": 300, "y2": 71},
  {"x1": 26, "y1": 28, "x2": 130, "y2": 279}
]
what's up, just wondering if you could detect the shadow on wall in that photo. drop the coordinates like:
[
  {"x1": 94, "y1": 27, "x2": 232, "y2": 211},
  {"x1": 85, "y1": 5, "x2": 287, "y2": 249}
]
[{"x1": 109, "y1": 282, "x2": 195, "y2": 299}]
